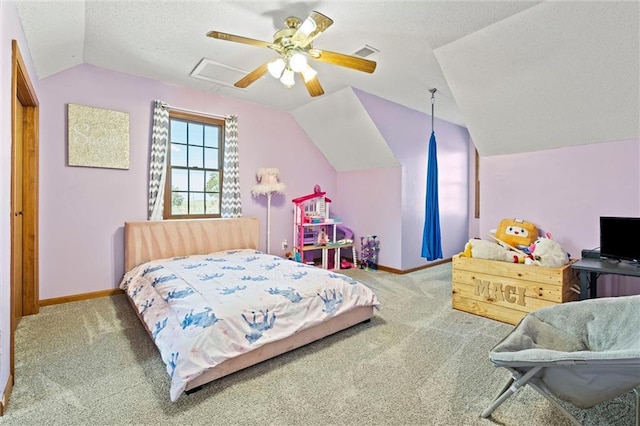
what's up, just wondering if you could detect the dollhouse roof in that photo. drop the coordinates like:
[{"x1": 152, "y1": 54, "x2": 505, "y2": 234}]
[{"x1": 291, "y1": 192, "x2": 332, "y2": 205}]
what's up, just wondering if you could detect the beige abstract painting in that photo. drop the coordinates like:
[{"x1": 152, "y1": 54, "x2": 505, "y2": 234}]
[{"x1": 67, "y1": 103, "x2": 130, "y2": 169}]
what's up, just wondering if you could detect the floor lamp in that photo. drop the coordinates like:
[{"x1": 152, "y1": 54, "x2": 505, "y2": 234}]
[{"x1": 251, "y1": 168, "x2": 286, "y2": 254}]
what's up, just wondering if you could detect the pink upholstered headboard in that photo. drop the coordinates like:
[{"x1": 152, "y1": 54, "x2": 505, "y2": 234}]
[{"x1": 124, "y1": 217, "x2": 260, "y2": 271}]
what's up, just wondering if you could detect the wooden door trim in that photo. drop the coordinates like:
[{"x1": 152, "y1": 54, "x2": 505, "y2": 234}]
[
  {"x1": 7, "y1": 40, "x2": 39, "y2": 413},
  {"x1": 11, "y1": 39, "x2": 39, "y2": 316}
]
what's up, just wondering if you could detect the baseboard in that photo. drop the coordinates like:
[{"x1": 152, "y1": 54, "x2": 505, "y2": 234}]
[
  {"x1": 364, "y1": 257, "x2": 452, "y2": 274},
  {"x1": 39, "y1": 288, "x2": 124, "y2": 307},
  {"x1": 1, "y1": 373, "x2": 13, "y2": 416}
]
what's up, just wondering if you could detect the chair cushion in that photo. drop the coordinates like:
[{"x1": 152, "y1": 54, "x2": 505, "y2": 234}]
[{"x1": 490, "y1": 295, "x2": 640, "y2": 364}]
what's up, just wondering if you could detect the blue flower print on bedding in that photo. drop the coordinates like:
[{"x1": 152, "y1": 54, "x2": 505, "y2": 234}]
[
  {"x1": 261, "y1": 262, "x2": 280, "y2": 271},
  {"x1": 242, "y1": 310, "x2": 276, "y2": 344},
  {"x1": 204, "y1": 257, "x2": 227, "y2": 262},
  {"x1": 183, "y1": 263, "x2": 208, "y2": 270},
  {"x1": 243, "y1": 255, "x2": 260, "y2": 262},
  {"x1": 199, "y1": 273, "x2": 224, "y2": 281},
  {"x1": 131, "y1": 285, "x2": 143, "y2": 297},
  {"x1": 221, "y1": 265, "x2": 246, "y2": 271},
  {"x1": 267, "y1": 287, "x2": 302, "y2": 303},
  {"x1": 151, "y1": 274, "x2": 178, "y2": 287},
  {"x1": 140, "y1": 299, "x2": 154, "y2": 317},
  {"x1": 241, "y1": 275, "x2": 269, "y2": 282},
  {"x1": 152, "y1": 318, "x2": 168, "y2": 340},
  {"x1": 168, "y1": 352, "x2": 179, "y2": 378},
  {"x1": 142, "y1": 265, "x2": 164, "y2": 276},
  {"x1": 219, "y1": 285, "x2": 247, "y2": 295},
  {"x1": 288, "y1": 271, "x2": 308, "y2": 280},
  {"x1": 318, "y1": 289, "x2": 343, "y2": 315},
  {"x1": 327, "y1": 273, "x2": 358, "y2": 285},
  {"x1": 164, "y1": 287, "x2": 195, "y2": 301},
  {"x1": 181, "y1": 307, "x2": 220, "y2": 329}
]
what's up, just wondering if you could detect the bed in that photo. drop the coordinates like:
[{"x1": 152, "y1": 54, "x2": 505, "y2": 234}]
[{"x1": 120, "y1": 217, "x2": 379, "y2": 401}]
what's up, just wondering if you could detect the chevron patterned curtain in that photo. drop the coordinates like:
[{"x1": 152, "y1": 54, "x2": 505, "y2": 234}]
[
  {"x1": 148, "y1": 100, "x2": 169, "y2": 220},
  {"x1": 221, "y1": 115, "x2": 242, "y2": 218}
]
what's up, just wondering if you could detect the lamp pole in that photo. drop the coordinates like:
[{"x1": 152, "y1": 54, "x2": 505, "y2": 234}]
[{"x1": 266, "y1": 192, "x2": 272, "y2": 254}]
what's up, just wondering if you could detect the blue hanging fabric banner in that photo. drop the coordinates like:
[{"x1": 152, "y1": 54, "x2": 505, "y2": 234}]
[
  {"x1": 421, "y1": 130, "x2": 443, "y2": 260},
  {"x1": 422, "y1": 89, "x2": 443, "y2": 261}
]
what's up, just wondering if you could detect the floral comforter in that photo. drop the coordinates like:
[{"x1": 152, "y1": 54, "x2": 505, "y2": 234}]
[{"x1": 120, "y1": 249, "x2": 379, "y2": 401}]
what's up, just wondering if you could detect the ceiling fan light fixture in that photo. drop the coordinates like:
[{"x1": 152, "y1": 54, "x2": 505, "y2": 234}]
[
  {"x1": 280, "y1": 67, "x2": 295, "y2": 87},
  {"x1": 301, "y1": 64, "x2": 317, "y2": 83},
  {"x1": 267, "y1": 58, "x2": 286, "y2": 78}
]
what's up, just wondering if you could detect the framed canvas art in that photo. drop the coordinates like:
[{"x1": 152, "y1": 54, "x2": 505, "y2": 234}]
[{"x1": 67, "y1": 103, "x2": 130, "y2": 169}]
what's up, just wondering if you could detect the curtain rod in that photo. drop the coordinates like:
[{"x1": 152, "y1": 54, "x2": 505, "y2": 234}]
[{"x1": 161, "y1": 103, "x2": 230, "y2": 120}]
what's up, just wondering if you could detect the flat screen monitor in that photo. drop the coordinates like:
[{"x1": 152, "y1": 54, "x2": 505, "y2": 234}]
[{"x1": 599, "y1": 216, "x2": 640, "y2": 262}]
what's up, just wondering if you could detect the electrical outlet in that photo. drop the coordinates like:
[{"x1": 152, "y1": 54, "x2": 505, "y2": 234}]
[{"x1": 282, "y1": 239, "x2": 288, "y2": 250}]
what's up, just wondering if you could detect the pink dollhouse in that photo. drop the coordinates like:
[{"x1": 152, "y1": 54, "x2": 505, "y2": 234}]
[{"x1": 292, "y1": 186, "x2": 355, "y2": 269}]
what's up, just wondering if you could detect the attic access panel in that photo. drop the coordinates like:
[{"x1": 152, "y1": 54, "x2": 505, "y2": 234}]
[{"x1": 190, "y1": 58, "x2": 253, "y2": 89}]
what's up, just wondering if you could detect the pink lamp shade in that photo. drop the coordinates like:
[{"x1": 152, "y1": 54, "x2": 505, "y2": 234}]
[{"x1": 251, "y1": 167, "x2": 286, "y2": 196}]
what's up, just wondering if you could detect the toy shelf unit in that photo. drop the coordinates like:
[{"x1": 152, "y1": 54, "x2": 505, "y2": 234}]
[{"x1": 292, "y1": 188, "x2": 356, "y2": 270}]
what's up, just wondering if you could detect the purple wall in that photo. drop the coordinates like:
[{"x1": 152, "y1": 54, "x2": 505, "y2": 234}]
[
  {"x1": 480, "y1": 138, "x2": 640, "y2": 296},
  {"x1": 353, "y1": 89, "x2": 471, "y2": 270},
  {"x1": 336, "y1": 167, "x2": 403, "y2": 268},
  {"x1": 38, "y1": 64, "x2": 336, "y2": 300}
]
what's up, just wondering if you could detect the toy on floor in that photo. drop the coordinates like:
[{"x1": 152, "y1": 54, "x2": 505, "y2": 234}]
[
  {"x1": 525, "y1": 234, "x2": 570, "y2": 268},
  {"x1": 360, "y1": 235, "x2": 380, "y2": 271}
]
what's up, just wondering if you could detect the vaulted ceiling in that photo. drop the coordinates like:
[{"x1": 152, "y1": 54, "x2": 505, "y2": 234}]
[{"x1": 14, "y1": 1, "x2": 639, "y2": 157}]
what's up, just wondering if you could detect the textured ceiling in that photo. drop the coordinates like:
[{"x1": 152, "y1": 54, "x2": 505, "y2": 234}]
[
  {"x1": 435, "y1": 1, "x2": 640, "y2": 156},
  {"x1": 14, "y1": 1, "x2": 639, "y2": 157}
]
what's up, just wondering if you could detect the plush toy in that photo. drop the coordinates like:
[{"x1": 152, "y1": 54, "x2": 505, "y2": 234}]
[
  {"x1": 462, "y1": 239, "x2": 525, "y2": 263},
  {"x1": 525, "y1": 234, "x2": 570, "y2": 268},
  {"x1": 494, "y1": 218, "x2": 538, "y2": 249}
]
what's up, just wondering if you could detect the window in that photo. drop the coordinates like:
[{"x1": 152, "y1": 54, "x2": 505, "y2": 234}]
[{"x1": 163, "y1": 110, "x2": 224, "y2": 219}]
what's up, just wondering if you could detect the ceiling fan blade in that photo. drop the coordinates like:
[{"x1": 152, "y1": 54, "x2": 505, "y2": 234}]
[
  {"x1": 234, "y1": 62, "x2": 269, "y2": 88},
  {"x1": 304, "y1": 76, "x2": 324, "y2": 97},
  {"x1": 291, "y1": 11, "x2": 334, "y2": 48},
  {"x1": 311, "y1": 49, "x2": 377, "y2": 74},
  {"x1": 207, "y1": 31, "x2": 273, "y2": 49}
]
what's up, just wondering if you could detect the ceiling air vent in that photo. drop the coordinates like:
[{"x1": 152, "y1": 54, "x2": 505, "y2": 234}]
[
  {"x1": 190, "y1": 58, "x2": 252, "y2": 89},
  {"x1": 353, "y1": 45, "x2": 379, "y2": 58}
]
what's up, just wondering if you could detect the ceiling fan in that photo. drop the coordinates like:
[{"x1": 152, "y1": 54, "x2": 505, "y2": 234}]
[{"x1": 207, "y1": 11, "x2": 377, "y2": 97}]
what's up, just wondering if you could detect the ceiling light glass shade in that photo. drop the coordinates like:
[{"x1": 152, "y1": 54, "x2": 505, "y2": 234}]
[
  {"x1": 298, "y1": 17, "x2": 317, "y2": 38},
  {"x1": 267, "y1": 58, "x2": 286, "y2": 78},
  {"x1": 280, "y1": 68, "x2": 295, "y2": 87},
  {"x1": 301, "y1": 64, "x2": 317, "y2": 82},
  {"x1": 289, "y1": 52, "x2": 307, "y2": 73}
]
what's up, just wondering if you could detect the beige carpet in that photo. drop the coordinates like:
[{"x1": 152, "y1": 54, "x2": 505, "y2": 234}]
[{"x1": 3, "y1": 263, "x2": 636, "y2": 425}]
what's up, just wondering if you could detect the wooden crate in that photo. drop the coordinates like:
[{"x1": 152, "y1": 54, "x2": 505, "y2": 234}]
[{"x1": 452, "y1": 255, "x2": 580, "y2": 325}]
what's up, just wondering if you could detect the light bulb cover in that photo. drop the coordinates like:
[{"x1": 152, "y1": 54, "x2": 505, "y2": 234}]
[
  {"x1": 298, "y1": 17, "x2": 317, "y2": 37},
  {"x1": 267, "y1": 58, "x2": 286, "y2": 78},
  {"x1": 289, "y1": 52, "x2": 307, "y2": 73},
  {"x1": 301, "y1": 64, "x2": 318, "y2": 82},
  {"x1": 280, "y1": 68, "x2": 295, "y2": 87}
]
